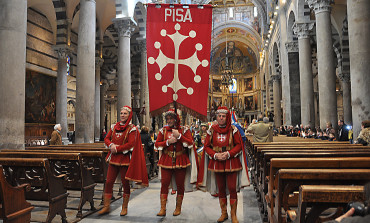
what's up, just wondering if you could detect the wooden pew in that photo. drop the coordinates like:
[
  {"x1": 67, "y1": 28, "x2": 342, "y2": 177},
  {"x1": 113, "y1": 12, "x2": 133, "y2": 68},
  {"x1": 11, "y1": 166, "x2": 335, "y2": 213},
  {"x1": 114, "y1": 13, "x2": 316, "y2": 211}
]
[
  {"x1": 0, "y1": 165, "x2": 34, "y2": 223},
  {"x1": 0, "y1": 152, "x2": 96, "y2": 218},
  {"x1": 290, "y1": 185, "x2": 364, "y2": 223},
  {"x1": 253, "y1": 146, "x2": 370, "y2": 191},
  {"x1": 252, "y1": 146, "x2": 370, "y2": 197},
  {"x1": 5, "y1": 149, "x2": 106, "y2": 185},
  {"x1": 0, "y1": 158, "x2": 68, "y2": 223},
  {"x1": 273, "y1": 168, "x2": 370, "y2": 223},
  {"x1": 257, "y1": 151, "x2": 370, "y2": 218}
]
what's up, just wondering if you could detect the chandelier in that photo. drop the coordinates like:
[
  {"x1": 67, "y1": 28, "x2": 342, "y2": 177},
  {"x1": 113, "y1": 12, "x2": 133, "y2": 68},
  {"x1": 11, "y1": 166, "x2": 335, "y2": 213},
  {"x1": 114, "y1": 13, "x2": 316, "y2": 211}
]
[{"x1": 221, "y1": 28, "x2": 233, "y2": 88}]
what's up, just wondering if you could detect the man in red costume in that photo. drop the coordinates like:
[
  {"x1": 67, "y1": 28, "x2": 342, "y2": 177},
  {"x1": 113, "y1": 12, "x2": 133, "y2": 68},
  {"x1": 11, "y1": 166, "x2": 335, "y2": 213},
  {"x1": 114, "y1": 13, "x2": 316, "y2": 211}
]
[
  {"x1": 155, "y1": 109, "x2": 195, "y2": 216},
  {"x1": 198, "y1": 106, "x2": 250, "y2": 223},
  {"x1": 99, "y1": 105, "x2": 148, "y2": 216}
]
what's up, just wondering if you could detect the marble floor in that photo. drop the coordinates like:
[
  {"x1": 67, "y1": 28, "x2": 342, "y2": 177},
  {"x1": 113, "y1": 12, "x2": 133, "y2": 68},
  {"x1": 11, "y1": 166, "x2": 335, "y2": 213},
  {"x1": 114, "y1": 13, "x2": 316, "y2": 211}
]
[{"x1": 79, "y1": 178, "x2": 262, "y2": 223}]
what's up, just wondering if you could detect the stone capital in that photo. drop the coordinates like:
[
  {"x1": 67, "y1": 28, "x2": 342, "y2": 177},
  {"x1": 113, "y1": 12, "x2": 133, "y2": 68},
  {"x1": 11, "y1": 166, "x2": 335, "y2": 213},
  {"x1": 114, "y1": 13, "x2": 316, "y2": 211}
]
[
  {"x1": 268, "y1": 79, "x2": 274, "y2": 87},
  {"x1": 306, "y1": 0, "x2": 334, "y2": 14},
  {"x1": 338, "y1": 72, "x2": 351, "y2": 83},
  {"x1": 293, "y1": 22, "x2": 314, "y2": 39},
  {"x1": 95, "y1": 57, "x2": 104, "y2": 67},
  {"x1": 53, "y1": 45, "x2": 72, "y2": 59},
  {"x1": 285, "y1": 41, "x2": 299, "y2": 53},
  {"x1": 113, "y1": 18, "x2": 136, "y2": 38},
  {"x1": 271, "y1": 74, "x2": 281, "y2": 82}
]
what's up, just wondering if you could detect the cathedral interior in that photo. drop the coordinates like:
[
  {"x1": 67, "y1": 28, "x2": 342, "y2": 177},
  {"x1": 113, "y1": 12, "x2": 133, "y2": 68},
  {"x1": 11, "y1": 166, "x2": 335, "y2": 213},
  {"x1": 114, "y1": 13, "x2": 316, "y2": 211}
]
[{"x1": 0, "y1": 0, "x2": 369, "y2": 148}]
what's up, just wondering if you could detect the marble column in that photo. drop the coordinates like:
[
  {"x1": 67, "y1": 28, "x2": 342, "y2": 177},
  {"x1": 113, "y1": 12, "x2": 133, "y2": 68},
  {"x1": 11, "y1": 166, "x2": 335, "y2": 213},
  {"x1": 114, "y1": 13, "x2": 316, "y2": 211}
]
[
  {"x1": 347, "y1": 0, "x2": 370, "y2": 138},
  {"x1": 272, "y1": 74, "x2": 282, "y2": 127},
  {"x1": 338, "y1": 73, "x2": 352, "y2": 125},
  {"x1": 133, "y1": 92, "x2": 140, "y2": 125},
  {"x1": 139, "y1": 39, "x2": 151, "y2": 128},
  {"x1": 75, "y1": 0, "x2": 96, "y2": 143},
  {"x1": 94, "y1": 57, "x2": 104, "y2": 142},
  {"x1": 113, "y1": 18, "x2": 136, "y2": 121},
  {"x1": 293, "y1": 22, "x2": 315, "y2": 128},
  {"x1": 53, "y1": 45, "x2": 72, "y2": 144},
  {"x1": 100, "y1": 82, "x2": 107, "y2": 134},
  {"x1": 0, "y1": 0, "x2": 27, "y2": 149},
  {"x1": 307, "y1": 0, "x2": 337, "y2": 130},
  {"x1": 267, "y1": 79, "x2": 274, "y2": 115}
]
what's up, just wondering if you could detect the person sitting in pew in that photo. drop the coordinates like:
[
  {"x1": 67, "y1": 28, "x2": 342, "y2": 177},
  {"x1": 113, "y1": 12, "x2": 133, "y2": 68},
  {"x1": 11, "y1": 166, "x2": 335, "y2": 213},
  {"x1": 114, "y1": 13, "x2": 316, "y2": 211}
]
[
  {"x1": 246, "y1": 114, "x2": 273, "y2": 142},
  {"x1": 326, "y1": 182, "x2": 370, "y2": 223},
  {"x1": 356, "y1": 120, "x2": 370, "y2": 146}
]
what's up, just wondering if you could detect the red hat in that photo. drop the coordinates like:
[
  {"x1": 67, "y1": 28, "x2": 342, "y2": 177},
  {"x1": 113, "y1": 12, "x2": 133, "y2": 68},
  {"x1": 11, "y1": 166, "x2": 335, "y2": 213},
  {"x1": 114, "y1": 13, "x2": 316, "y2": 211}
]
[
  {"x1": 216, "y1": 106, "x2": 230, "y2": 114},
  {"x1": 214, "y1": 106, "x2": 231, "y2": 134}
]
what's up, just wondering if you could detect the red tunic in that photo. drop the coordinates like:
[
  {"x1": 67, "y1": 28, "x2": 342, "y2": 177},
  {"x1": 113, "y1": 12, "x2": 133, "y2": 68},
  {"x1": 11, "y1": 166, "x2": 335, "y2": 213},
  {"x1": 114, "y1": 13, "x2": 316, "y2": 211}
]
[
  {"x1": 104, "y1": 124, "x2": 137, "y2": 166},
  {"x1": 204, "y1": 126, "x2": 243, "y2": 172},
  {"x1": 155, "y1": 126, "x2": 193, "y2": 169}
]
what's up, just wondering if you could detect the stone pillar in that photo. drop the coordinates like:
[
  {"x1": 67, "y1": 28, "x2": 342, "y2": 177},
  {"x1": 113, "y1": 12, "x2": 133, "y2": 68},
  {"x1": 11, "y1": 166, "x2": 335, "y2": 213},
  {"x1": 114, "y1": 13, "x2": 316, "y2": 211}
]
[
  {"x1": 0, "y1": 0, "x2": 27, "y2": 149},
  {"x1": 53, "y1": 45, "x2": 72, "y2": 144},
  {"x1": 113, "y1": 18, "x2": 136, "y2": 121},
  {"x1": 94, "y1": 57, "x2": 104, "y2": 142},
  {"x1": 338, "y1": 73, "x2": 352, "y2": 125},
  {"x1": 267, "y1": 79, "x2": 274, "y2": 114},
  {"x1": 75, "y1": 0, "x2": 96, "y2": 143},
  {"x1": 100, "y1": 82, "x2": 107, "y2": 134},
  {"x1": 272, "y1": 74, "x2": 282, "y2": 127},
  {"x1": 307, "y1": 0, "x2": 337, "y2": 130},
  {"x1": 139, "y1": 39, "x2": 151, "y2": 128},
  {"x1": 285, "y1": 41, "x2": 301, "y2": 126},
  {"x1": 347, "y1": 0, "x2": 370, "y2": 138},
  {"x1": 293, "y1": 22, "x2": 315, "y2": 128}
]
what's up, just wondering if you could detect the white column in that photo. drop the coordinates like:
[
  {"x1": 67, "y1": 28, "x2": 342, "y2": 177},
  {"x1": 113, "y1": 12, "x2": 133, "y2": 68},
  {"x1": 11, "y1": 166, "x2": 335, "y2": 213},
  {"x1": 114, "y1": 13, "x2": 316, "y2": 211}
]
[
  {"x1": 94, "y1": 57, "x2": 104, "y2": 142},
  {"x1": 338, "y1": 73, "x2": 352, "y2": 125},
  {"x1": 53, "y1": 45, "x2": 72, "y2": 144},
  {"x1": 113, "y1": 18, "x2": 136, "y2": 121},
  {"x1": 293, "y1": 22, "x2": 315, "y2": 128},
  {"x1": 347, "y1": 0, "x2": 370, "y2": 138},
  {"x1": 138, "y1": 39, "x2": 151, "y2": 128},
  {"x1": 75, "y1": 0, "x2": 96, "y2": 143},
  {"x1": 0, "y1": 0, "x2": 27, "y2": 149},
  {"x1": 307, "y1": 0, "x2": 337, "y2": 130}
]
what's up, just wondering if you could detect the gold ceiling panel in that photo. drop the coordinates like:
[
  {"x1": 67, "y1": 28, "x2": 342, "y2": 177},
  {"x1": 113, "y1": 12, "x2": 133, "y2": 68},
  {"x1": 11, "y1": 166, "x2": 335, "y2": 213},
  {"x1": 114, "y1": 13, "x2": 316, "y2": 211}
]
[{"x1": 211, "y1": 0, "x2": 254, "y2": 7}]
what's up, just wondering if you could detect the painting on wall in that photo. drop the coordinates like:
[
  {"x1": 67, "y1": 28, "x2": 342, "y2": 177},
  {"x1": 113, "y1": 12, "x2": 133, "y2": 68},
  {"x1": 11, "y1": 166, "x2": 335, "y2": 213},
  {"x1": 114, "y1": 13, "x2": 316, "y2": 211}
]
[
  {"x1": 244, "y1": 77, "x2": 253, "y2": 91},
  {"x1": 228, "y1": 96, "x2": 239, "y2": 108},
  {"x1": 213, "y1": 79, "x2": 222, "y2": 92},
  {"x1": 245, "y1": 96, "x2": 253, "y2": 111},
  {"x1": 254, "y1": 94, "x2": 258, "y2": 110},
  {"x1": 25, "y1": 70, "x2": 56, "y2": 123}
]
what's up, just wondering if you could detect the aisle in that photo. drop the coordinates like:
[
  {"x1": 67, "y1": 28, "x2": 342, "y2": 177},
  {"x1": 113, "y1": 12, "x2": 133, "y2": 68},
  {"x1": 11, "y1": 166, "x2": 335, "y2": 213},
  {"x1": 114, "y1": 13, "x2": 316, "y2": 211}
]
[{"x1": 80, "y1": 178, "x2": 262, "y2": 223}]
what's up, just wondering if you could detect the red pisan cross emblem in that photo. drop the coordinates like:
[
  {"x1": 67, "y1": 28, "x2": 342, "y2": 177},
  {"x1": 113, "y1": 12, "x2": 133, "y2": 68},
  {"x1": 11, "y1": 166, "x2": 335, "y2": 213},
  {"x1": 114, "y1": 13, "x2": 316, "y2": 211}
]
[{"x1": 217, "y1": 134, "x2": 226, "y2": 142}]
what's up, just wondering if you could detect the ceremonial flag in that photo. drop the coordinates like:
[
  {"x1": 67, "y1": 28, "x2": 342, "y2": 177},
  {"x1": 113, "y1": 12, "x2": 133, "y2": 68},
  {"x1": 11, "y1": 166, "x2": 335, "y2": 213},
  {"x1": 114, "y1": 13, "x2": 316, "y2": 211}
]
[{"x1": 146, "y1": 4, "x2": 212, "y2": 120}]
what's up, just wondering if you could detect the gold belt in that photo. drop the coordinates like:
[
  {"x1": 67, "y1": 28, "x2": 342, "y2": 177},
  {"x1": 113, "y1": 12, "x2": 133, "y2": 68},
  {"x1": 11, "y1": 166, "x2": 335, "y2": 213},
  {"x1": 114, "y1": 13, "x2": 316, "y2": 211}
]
[
  {"x1": 164, "y1": 150, "x2": 184, "y2": 158},
  {"x1": 213, "y1": 146, "x2": 231, "y2": 153}
]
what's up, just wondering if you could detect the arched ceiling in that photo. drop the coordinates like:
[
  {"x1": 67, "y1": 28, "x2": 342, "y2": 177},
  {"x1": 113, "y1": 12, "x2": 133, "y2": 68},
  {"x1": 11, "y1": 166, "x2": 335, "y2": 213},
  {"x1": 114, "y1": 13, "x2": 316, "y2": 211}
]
[{"x1": 212, "y1": 21, "x2": 262, "y2": 62}]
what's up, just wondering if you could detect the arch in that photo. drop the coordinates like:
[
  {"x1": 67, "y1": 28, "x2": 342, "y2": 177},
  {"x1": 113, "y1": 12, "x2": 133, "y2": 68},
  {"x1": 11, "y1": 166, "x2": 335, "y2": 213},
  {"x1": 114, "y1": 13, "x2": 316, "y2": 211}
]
[
  {"x1": 212, "y1": 20, "x2": 262, "y2": 66},
  {"x1": 287, "y1": 10, "x2": 297, "y2": 41},
  {"x1": 341, "y1": 16, "x2": 350, "y2": 75},
  {"x1": 52, "y1": 0, "x2": 68, "y2": 45},
  {"x1": 296, "y1": 0, "x2": 311, "y2": 22},
  {"x1": 28, "y1": 0, "x2": 57, "y2": 43},
  {"x1": 272, "y1": 42, "x2": 280, "y2": 76},
  {"x1": 116, "y1": 0, "x2": 140, "y2": 18},
  {"x1": 134, "y1": 2, "x2": 146, "y2": 38}
]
